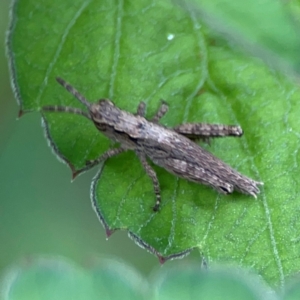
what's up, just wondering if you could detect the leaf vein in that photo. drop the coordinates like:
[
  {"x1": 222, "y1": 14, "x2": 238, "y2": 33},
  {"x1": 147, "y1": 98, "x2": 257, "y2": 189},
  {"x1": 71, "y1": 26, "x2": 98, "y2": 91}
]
[
  {"x1": 35, "y1": 0, "x2": 91, "y2": 106},
  {"x1": 109, "y1": 0, "x2": 124, "y2": 98}
]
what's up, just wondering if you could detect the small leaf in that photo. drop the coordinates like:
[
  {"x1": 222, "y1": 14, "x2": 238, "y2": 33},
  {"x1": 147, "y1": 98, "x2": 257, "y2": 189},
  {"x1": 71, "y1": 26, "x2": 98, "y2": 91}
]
[
  {"x1": 1, "y1": 257, "x2": 146, "y2": 300},
  {"x1": 90, "y1": 259, "x2": 147, "y2": 300},
  {"x1": 151, "y1": 264, "x2": 270, "y2": 300},
  {"x1": 7, "y1": 0, "x2": 300, "y2": 287},
  {"x1": 2, "y1": 257, "x2": 95, "y2": 300}
]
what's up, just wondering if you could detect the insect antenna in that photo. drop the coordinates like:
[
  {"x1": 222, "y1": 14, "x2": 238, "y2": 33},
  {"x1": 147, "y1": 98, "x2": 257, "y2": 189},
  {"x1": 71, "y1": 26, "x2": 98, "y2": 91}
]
[
  {"x1": 42, "y1": 105, "x2": 92, "y2": 120},
  {"x1": 56, "y1": 77, "x2": 91, "y2": 109}
]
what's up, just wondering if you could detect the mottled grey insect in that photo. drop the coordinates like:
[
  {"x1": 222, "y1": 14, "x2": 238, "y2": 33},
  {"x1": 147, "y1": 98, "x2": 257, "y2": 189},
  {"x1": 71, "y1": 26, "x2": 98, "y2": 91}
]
[{"x1": 42, "y1": 77, "x2": 263, "y2": 211}]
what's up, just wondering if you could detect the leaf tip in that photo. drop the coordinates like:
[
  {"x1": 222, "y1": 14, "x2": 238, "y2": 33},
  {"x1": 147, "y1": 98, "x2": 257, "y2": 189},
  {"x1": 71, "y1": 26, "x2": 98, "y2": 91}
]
[
  {"x1": 91, "y1": 185, "x2": 118, "y2": 239},
  {"x1": 157, "y1": 255, "x2": 167, "y2": 265},
  {"x1": 156, "y1": 249, "x2": 194, "y2": 264},
  {"x1": 105, "y1": 228, "x2": 116, "y2": 238},
  {"x1": 17, "y1": 109, "x2": 33, "y2": 119},
  {"x1": 71, "y1": 170, "x2": 80, "y2": 180},
  {"x1": 18, "y1": 109, "x2": 24, "y2": 118}
]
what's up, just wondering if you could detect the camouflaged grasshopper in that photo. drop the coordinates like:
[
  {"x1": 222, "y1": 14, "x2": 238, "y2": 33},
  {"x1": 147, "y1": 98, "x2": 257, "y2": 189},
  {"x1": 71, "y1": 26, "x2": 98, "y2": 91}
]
[{"x1": 42, "y1": 77, "x2": 263, "y2": 211}]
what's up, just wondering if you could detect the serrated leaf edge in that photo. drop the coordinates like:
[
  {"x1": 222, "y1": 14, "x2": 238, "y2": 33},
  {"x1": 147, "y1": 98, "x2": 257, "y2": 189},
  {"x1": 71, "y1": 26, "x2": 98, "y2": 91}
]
[
  {"x1": 41, "y1": 115, "x2": 94, "y2": 179},
  {"x1": 90, "y1": 165, "x2": 194, "y2": 263}
]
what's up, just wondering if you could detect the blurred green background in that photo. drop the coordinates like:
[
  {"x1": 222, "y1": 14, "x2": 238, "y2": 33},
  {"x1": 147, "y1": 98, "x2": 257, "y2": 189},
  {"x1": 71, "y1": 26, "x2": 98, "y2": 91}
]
[{"x1": 0, "y1": 0, "x2": 199, "y2": 278}]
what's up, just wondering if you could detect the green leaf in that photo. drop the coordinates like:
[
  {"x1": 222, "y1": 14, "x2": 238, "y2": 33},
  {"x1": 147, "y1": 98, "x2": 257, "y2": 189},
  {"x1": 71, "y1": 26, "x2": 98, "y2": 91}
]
[
  {"x1": 89, "y1": 259, "x2": 147, "y2": 300},
  {"x1": 2, "y1": 257, "x2": 276, "y2": 300},
  {"x1": 7, "y1": 0, "x2": 300, "y2": 287},
  {"x1": 151, "y1": 265, "x2": 269, "y2": 300},
  {"x1": 2, "y1": 258, "x2": 93, "y2": 300},
  {"x1": 1, "y1": 257, "x2": 146, "y2": 300},
  {"x1": 181, "y1": 0, "x2": 300, "y2": 75}
]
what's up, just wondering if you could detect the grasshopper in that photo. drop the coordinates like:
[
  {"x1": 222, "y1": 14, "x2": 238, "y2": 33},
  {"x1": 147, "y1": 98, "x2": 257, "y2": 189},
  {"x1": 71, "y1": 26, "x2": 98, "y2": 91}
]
[{"x1": 42, "y1": 77, "x2": 263, "y2": 211}]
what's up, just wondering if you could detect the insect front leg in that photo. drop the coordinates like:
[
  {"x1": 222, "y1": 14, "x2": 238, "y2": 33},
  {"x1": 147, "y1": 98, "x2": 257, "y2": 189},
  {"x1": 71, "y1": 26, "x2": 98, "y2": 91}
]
[
  {"x1": 151, "y1": 100, "x2": 169, "y2": 123},
  {"x1": 173, "y1": 123, "x2": 243, "y2": 142},
  {"x1": 86, "y1": 147, "x2": 126, "y2": 168},
  {"x1": 136, "y1": 102, "x2": 146, "y2": 116},
  {"x1": 136, "y1": 150, "x2": 162, "y2": 212}
]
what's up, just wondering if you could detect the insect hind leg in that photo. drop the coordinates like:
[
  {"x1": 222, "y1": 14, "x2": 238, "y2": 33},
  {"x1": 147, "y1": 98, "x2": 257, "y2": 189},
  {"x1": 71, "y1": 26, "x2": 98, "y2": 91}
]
[
  {"x1": 136, "y1": 150, "x2": 161, "y2": 211},
  {"x1": 151, "y1": 100, "x2": 169, "y2": 123},
  {"x1": 173, "y1": 123, "x2": 243, "y2": 141}
]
